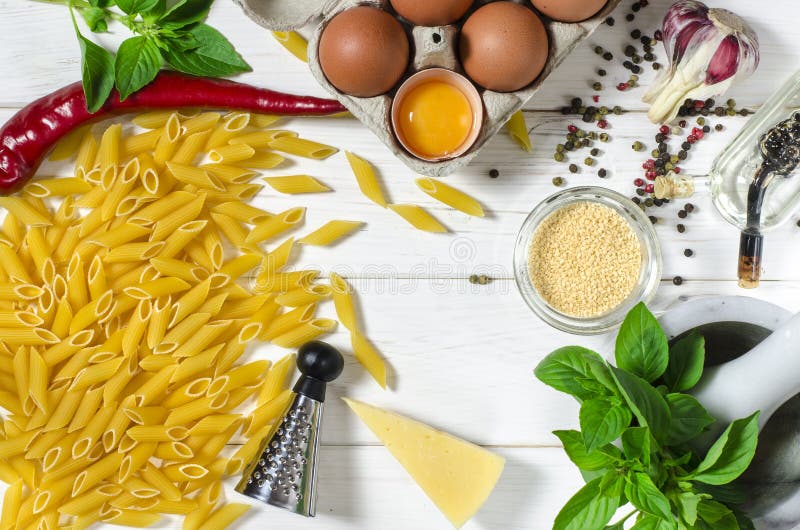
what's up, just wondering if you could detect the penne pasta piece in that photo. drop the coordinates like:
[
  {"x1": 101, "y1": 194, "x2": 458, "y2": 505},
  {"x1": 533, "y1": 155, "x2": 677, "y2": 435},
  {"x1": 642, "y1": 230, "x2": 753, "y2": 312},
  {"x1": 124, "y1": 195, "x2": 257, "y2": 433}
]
[
  {"x1": 121, "y1": 128, "x2": 162, "y2": 157},
  {"x1": 228, "y1": 423, "x2": 271, "y2": 475},
  {"x1": 89, "y1": 222, "x2": 151, "y2": 249},
  {"x1": 71, "y1": 405, "x2": 115, "y2": 458},
  {"x1": 181, "y1": 111, "x2": 221, "y2": 135},
  {"x1": 299, "y1": 220, "x2": 363, "y2": 246},
  {"x1": 271, "y1": 318, "x2": 337, "y2": 348},
  {"x1": 48, "y1": 125, "x2": 87, "y2": 161},
  {"x1": 153, "y1": 114, "x2": 182, "y2": 166},
  {"x1": 246, "y1": 389, "x2": 292, "y2": 436},
  {"x1": 208, "y1": 144, "x2": 255, "y2": 164},
  {"x1": 140, "y1": 462, "x2": 182, "y2": 501},
  {"x1": 210, "y1": 201, "x2": 271, "y2": 224},
  {"x1": 272, "y1": 30, "x2": 308, "y2": 61},
  {"x1": 345, "y1": 151, "x2": 387, "y2": 207},
  {"x1": 72, "y1": 452, "x2": 125, "y2": 496},
  {"x1": 68, "y1": 290, "x2": 113, "y2": 334},
  {"x1": 172, "y1": 320, "x2": 232, "y2": 358},
  {"x1": 228, "y1": 129, "x2": 293, "y2": 147},
  {"x1": 24, "y1": 177, "x2": 92, "y2": 198},
  {"x1": 0, "y1": 479, "x2": 23, "y2": 530},
  {"x1": 204, "y1": 503, "x2": 250, "y2": 529},
  {"x1": 74, "y1": 129, "x2": 99, "y2": 174},
  {"x1": 124, "y1": 277, "x2": 191, "y2": 299},
  {"x1": 155, "y1": 441, "x2": 194, "y2": 460},
  {"x1": 506, "y1": 109, "x2": 533, "y2": 152},
  {"x1": 132, "y1": 365, "x2": 177, "y2": 406},
  {"x1": 256, "y1": 353, "x2": 295, "y2": 406},
  {"x1": 200, "y1": 164, "x2": 259, "y2": 184},
  {"x1": 351, "y1": 332, "x2": 388, "y2": 389},
  {"x1": 161, "y1": 463, "x2": 208, "y2": 482},
  {"x1": 127, "y1": 425, "x2": 188, "y2": 442},
  {"x1": 119, "y1": 443, "x2": 157, "y2": 483},
  {"x1": 416, "y1": 177, "x2": 485, "y2": 217},
  {"x1": 159, "y1": 220, "x2": 207, "y2": 259},
  {"x1": 330, "y1": 272, "x2": 358, "y2": 332},
  {"x1": 236, "y1": 151, "x2": 285, "y2": 170},
  {"x1": 388, "y1": 203, "x2": 448, "y2": 233},
  {"x1": 96, "y1": 123, "x2": 121, "y2": 172},
  {"x1": 166, "y1": 162, "x2": 223, "y2": 190},
  {"x1": 218, "y1": 254, "x2": 261, "y2": 283},
  {"x1": 0, "y1": 328, "x2": 58, "y2": 346},
  {"x1": 164, "y1": 393, "x2": 228, "y2": 426},
  {"x1": 0, "y1": 197, "x2": 51, "y2": 226},
  {"x1": 250, "y1": 114, "x2": 283, "y2": 128},
  {"x1": 172, "y1": 129, "x2": 212, "y2": 165},
  {"x1": 170, "y1": 345, "x2": 222, "y2": 386},
  {"x1": 129, "y1": 190, "x2": 195, "y2": 225},
  {"x1": 245, "y1": 207, "x2": 305, "y2": 245},
  {"x1": 263, "y1": 174, "x2": 331, "y2": 194},
  {"x1": 146, "y1": 295, "x2": 171, "y2": 349},
  {"x1": 0, "y1": 311, "x2": 41, "y2": 328},
  {"x1": 133, "y1": 110, "x2": 174, "y2": 129},
  {"x1": 103, "y1": 241, "x2": 164, "y2": 264},
  {"x1": 261, "y1": 304, "x2": 316, "y2": 341},
  {"x1": 269, "y1": 136, "x2": 338, "y2": 160},
  {"x1": 275, "y1": 284, "x2": 332, "y2": 307},
  {"x1": 150, "y1": 194, "x2": 206, "y2": 241},
  {"x1": 86, "y1": 255, "x2": 108, "y2": 300}
]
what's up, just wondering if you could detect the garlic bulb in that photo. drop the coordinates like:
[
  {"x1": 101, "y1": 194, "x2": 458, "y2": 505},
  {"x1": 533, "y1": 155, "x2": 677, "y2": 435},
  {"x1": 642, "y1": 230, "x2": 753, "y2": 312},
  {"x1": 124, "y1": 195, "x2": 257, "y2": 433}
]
[{"x1": 643, "y1": 0, "x2": 759, "y2": 124}]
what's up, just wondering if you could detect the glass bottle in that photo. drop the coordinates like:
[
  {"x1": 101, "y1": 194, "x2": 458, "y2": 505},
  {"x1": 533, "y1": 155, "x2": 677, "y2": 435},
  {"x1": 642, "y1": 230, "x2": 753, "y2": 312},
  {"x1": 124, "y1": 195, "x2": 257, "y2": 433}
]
[{"x1": 655, "y1": 69, "x2": 800, "y2": 288}]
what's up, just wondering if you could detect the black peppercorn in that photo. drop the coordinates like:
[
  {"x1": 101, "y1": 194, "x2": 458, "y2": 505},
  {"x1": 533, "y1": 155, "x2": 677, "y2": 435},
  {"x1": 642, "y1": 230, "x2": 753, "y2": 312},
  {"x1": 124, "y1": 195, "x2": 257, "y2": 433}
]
[
  {"x1": 632, "y1": 2, "x2": 641, "y2": 11},
  {"x1": 652, "y1": 62, "x2": 662, "y2": 70},
  {"x1": 678, "y1": 210, "x2": 688, "y2": 219},
  {"x1": 677, "y1": 224, "x2": 686, "y2": 233},
  {"x1": 649, "y1": 215, "x2": 658, "y2": 224},
  {"x1": 590, "y1": 148, "x2": 600, "y2": 156},
  {"x1": 715, "y1": 124, "x2": 724, "y2": 132},
  {"x1": 489, "y1": 169, "x2": 499, "y2": 178},
  {"x1": 631, "y1": 29, "x2": 642, "y2": 39},
  {"x1": 623, "y1": 60, "x2": 634, "y2": 70},
  {"x1": 673, "y1": 276, "x2": 684, "y2": 286},
  {"x1": 636, "y1": 188, "x2": 645, "y2": 196},
  {"x1": 681, "y1": 141, "x2": 692, "y2": 151},
  {"x1": 703, "y1": 125, "x2": 711, "y2": 133},
  {"x1": 569, "y1": 164, "x2": 578, "y2": 173},
  {"x1": 624, "y1": 45, "x2": 636, "y2": 57},
  {"x1": 644, "y1": 52, "x2": 655, "y2": 62},
  {"x1": 571, "y1": 97, "x2": 582, "y2": 107},
  {"x1": 606, "y1": 16, "x2": 615, "y2": 26},
  {"x1": 653, "y1": 199, "x2": 663, "y2": 207},
  {"x1": 598, "y1": 68, "x2": 607, "y2": 77},
  {"x1": 626, "y1": 13, "x2": 635, "y2": 21},
  {"x1": 678, "y1": 150, "x2": 687, "y2": 160},
  {"x1": 598, "y1": 168, "x2": 607, "y2": 178},
  {"x1": 684, "y1": 249, "x2": 694, "y2": 257},
  {"x1": 603, "y1": 52, "x2": 613, "y2": 61},
  {"x1": 684, "y1": 203, "x2": 695, "y2": 213}
]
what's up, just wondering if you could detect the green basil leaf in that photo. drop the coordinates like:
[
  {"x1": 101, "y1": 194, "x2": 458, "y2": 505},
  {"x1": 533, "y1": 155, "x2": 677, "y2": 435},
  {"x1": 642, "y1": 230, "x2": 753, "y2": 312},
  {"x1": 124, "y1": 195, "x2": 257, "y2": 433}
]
[
  {"x1": 553, "y1": 430, "x2": 621, "y2": 471},
  {"x1": 697, "y1": 500, "x2": 739, "y2": 529},
  {"x1": 598, "y1": 469, "x2": 624, "y2": 499},
  {"x1": 114, "y1": 36, "x2": 162, "y2": 101},
  {"x1": 116, "y1": 0, "x2": 159, "y2": 14},
  {"x1": 610, "y1": 367, "x2": 671, "y2": 445},
  {"x1": 664, "y1": 331, "x2": 705, "y2": 392},
  {"x1": 664, "y1": 452, "x2": 692, "y2": 469},
  {"x1": 89, "y1": 0, "x2": 115, "y2": 7},
  {"x1": 625, "y1": 472, "x2": 672, "y2": 519},
  {"x1": 553, "y1": 477, "x2": 619, "y2": 530},
  {"x1": 580, "y1": 398, "x2": 631, "y2": 453},
  {"x1": 158, "y1": 0, "x2": 213, "y2": 27},
  {"x1": 81, "y1": 7, "x2": 108, "y2": 32},
  {"x1": 688, "y1": 411, "x2": 759, "y2": 485},
  {"x1": 630, "y1": 515, "x2": 677, "y2": 530},
  {"x1": 693, "y1": 482, "x2": 747, "y2": 505},
  {"x1": 615, "y1": 303, "x2": 669, "y2": 382},
  {"x1": 666, "y1": 394, "x2": 715, "y2": 446},
  {"x1": 536, "y1": 347, "x2": 614, "y2": 402},
  {"x1": 621, "y1": 426, "x2": 651, "y2": 466},
  {"x1": 676, "y1": 492, "x2": 700, "y2": 526},
  {"x1": 604, "y1": 524, "x2": 625, "y2": 530},
  {"x1": 163, "y1": 24, "x2": 251, "y2": 78},
  {"x1": 76, "y1": 30, "x2": 115, "y2": 113}
]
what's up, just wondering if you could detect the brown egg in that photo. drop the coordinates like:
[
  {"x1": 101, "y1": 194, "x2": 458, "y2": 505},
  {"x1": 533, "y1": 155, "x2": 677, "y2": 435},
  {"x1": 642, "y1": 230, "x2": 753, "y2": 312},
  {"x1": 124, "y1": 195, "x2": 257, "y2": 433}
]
[
  {"x1": 460, "y1": 2, "x2": 549, "y2": 93},
  {"x1": 390, "y1": 0, "x2": 473, "y2": 25},
  {"x1": 318, "y1": 6, "x2": 410, "y2": 98},
  {"x1": 530, "y1": 0, "x2": 607, "y2": 22}
]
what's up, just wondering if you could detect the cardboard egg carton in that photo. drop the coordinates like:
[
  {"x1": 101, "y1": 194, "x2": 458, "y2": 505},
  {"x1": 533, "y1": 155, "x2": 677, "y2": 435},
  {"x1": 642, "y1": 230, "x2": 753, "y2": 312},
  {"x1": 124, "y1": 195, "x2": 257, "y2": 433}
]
[{"x1": 233, "y1": 0, "x2": 622, "y2": 177}]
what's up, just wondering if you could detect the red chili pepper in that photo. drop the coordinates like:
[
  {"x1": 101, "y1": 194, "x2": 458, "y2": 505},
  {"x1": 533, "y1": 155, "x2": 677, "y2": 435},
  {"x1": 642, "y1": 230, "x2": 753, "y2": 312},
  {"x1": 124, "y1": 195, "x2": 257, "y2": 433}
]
[{"x1": 0, "y1": 71, "x2": 346, "y2": 194}]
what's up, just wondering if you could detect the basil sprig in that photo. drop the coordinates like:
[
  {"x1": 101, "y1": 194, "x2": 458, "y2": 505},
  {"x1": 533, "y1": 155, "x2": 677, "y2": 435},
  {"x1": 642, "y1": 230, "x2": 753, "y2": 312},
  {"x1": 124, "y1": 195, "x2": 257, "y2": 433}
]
[
  {"x1": 39, "y1": 0, "x2": 252, "y2": 111},
  {"x1": 535, "y1": 303, "x2": 760, "y2": 530}
]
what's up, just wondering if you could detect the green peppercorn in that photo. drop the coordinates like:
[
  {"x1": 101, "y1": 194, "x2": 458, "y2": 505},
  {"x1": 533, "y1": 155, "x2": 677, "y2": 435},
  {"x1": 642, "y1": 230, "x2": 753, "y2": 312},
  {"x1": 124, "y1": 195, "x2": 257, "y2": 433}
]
[
  {"x1": 477, "y1": 275, "x2": 489, "y2": 285},
  {"x1": 726, "y1": 108, "x2": 736, "y2": 116},
  {"x1": 589, "y1": 131, "x2": 598, "y2": 140},
  {"x1": 556, "y1": 144, "x2": 565, "y2": 153},
  {"x1": 593, "y1": 113, "x2": 602, "y2": 122},
  {"x1": 569, "y1": 164, "x2": 578, "y2": 173},
  {"x1": 576, "y1": 129, "x2": 586, "y2": 138},
  {"x1": 553, "y1": 152, "x2": 565, "y2": 162},
  {"x1": 727, "y1": 98, "x2": 736, "y2": 108},
  {"x1": 594, "y1": 46, "x2": 604, "y2": 55},
  {"x1": 651, "y1": 149, "x2": 660, "y2": 158},
  {"x1": 599, "y1": 106, "x2": 609, "y2": 115},
  {"x1": 592, "y1": 82, "x2": 603, "y2": 91},
  {"x1": 697, "y1": 117, "x2": 706, "y2": 126},
  {"x1": 670, "y1": 155, "x2": 679, "y2": 164},
  {"x1": 579, "y1": 106, "x2": 587, "y2": 114},
  {"x1": 665, "y1": 162, "x2": 674, "y2": 171},
  {"x1": 613, "y1": 106, "x2": 623, "y2": 115},
  {"x1": 552, "y1": 176, "x2": 565, "y2": 186},
  {"x1": 584, "y1": 157, "x2": 595, "y2": 167},
  {"x1": 632, "y1": 141, "x2": 644, "y2": 151},
  {"x1": 581, "y1": 139, "x2": 591, "y2": 148},
  {"x1": 644, "y1": 198, "x2": 654, "y2": 207},
  {"x1": 599, "y1": 133, "x2": 610, "y2": 142}
]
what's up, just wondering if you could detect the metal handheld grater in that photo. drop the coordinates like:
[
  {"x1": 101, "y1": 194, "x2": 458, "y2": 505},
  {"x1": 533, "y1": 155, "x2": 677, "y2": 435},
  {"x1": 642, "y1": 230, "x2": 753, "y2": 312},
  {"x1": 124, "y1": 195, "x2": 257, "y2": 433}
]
[{"x1": 235, "y1": 341, "x2": 344, "y2": 517}]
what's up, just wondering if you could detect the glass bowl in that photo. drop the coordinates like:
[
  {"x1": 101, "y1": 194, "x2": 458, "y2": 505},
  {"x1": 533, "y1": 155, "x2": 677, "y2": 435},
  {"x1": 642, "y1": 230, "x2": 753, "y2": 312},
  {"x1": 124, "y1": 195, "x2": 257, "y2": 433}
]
[{"x1": 513, "y1": 186, "x2": 662, "y2": 335}]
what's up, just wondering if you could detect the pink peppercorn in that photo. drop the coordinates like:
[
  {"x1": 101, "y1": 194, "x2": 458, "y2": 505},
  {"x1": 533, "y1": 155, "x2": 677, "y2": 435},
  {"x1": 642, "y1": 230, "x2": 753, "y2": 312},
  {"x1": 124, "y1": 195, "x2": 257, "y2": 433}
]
[
  {"x1": 645, "y1": 184, "x2": 654, "y2": 193},
  {"x1": 568, "y1": 124, "x2": 578, "y2": 133},
  {"x1": 674, "y1": 167, "x2": 681, "y2": 174},
  {"x1": 687, "y1": 135, "x2": 698, "y2": 143},
  {"x1": 694, "y1": 100, "x2": 705, "y2": 109},
  {"x1": 617, "y1": 83, "x2": 629, "y2": 91},
  {"x1": 645, "y1": 170, "x2": 657, "y2": 180},
  {"x1": 597, "y1": 119, "x2": 609, "y2": 129},
  {"x1": 659, "y1": 125, "x2": 670, "y2": 135},
  {"x1": 643, "y1": 159, "x2": 655, "y2": 170},
  {"x1": 679, "y1": 120, "x2": 687, "y2": 128},
  {"x1": 634, "y1": 178, "x2": 645, "y2": 187},
  {"x1": 592, "y1": 95, "x2": 600, "y2": 102}
]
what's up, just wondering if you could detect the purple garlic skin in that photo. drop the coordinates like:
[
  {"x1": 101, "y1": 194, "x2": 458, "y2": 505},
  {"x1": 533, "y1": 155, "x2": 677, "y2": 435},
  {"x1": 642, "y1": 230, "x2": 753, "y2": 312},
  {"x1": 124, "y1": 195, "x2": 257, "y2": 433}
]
[{"x1": 643, "y1": 0, "x2": 759, "y2": 124}]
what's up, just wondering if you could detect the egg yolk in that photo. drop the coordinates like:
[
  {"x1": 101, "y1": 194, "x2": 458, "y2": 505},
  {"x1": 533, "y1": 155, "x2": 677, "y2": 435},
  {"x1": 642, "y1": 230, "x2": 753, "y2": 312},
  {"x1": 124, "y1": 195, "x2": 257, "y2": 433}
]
[{"x1": 396, "y1": 81, "x2": 473, "y2": 159}]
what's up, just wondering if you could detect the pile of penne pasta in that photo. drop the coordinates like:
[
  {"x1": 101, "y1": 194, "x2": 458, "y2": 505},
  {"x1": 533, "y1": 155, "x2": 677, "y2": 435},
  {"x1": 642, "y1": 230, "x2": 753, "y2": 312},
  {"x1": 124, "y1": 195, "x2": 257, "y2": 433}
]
[{"x1": 0, "y1": 109, "x2": 389, "y2": 529}]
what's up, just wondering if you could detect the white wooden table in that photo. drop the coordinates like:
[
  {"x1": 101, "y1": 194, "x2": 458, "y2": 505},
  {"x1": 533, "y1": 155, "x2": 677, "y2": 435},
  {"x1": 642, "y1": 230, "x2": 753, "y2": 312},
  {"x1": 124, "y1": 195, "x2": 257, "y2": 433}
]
[{"x1": 2, "y1": 0, "x2": 800, "y2": 528}]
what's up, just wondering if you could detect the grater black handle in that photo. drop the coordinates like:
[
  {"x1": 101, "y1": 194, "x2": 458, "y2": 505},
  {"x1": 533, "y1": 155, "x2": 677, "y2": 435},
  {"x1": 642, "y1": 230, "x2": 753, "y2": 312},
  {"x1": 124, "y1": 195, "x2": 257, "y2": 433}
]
[{"x1": 293, "y1": 341, "x2": 344, "y2": 402}]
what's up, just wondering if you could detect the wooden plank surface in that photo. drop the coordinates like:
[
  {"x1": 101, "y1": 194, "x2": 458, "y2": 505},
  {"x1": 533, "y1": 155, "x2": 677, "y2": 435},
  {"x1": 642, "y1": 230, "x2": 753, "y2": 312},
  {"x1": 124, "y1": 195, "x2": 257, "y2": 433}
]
[{"x1": 1, "y1": 0, "x2": 799, "y2": 528}]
